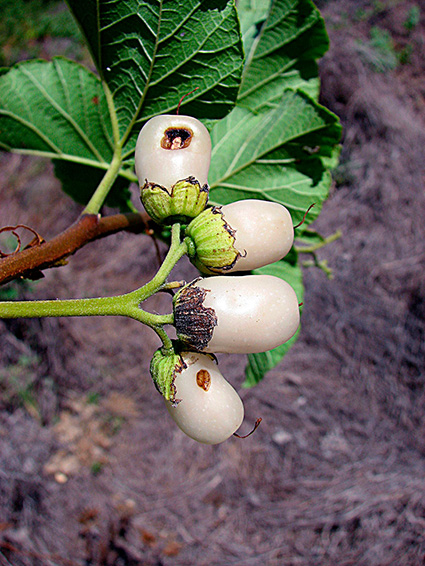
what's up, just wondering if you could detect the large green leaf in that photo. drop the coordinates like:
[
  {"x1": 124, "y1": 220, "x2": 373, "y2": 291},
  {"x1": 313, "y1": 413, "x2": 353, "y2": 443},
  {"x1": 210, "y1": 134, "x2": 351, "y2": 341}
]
[
  {"x1": 208, "y1": 90, "x2": 341, "y2": 225},
  {"x1": 0, "y1": 57, "x2": 133, "y2": 209},
  {"x1": 207, "y1": 0, "x2": 341, "y2": 385},
  {"x1": 208, "y1": 0, "x2": 341, "y2": 226},
  {"x1": 0, "y1": 0, "x2": 244, "y2": 207},
  {"x1": 244, "y1": 252, "x2": 304, "y2": 387},
  {"x1": 0, "y1": 58, "x2": 112, "y2": 165},
  {"x1": 66, "y1": 0, "x2": 244, "y2": 151},
  {"x1": 238, "y1": 0, "x2": 329, "y2": 108}
]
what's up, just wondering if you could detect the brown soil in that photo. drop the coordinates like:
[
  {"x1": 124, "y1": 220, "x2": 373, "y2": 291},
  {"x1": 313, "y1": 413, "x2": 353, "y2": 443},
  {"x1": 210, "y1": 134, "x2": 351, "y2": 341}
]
[{"x1": 1, "y1": 1, "x2": 425, "y2": 564}]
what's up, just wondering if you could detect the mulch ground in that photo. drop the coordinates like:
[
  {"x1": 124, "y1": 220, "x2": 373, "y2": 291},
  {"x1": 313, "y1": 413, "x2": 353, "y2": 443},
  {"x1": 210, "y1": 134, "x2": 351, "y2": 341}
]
[{"x1": 0, "y1": 1, "x2": 425, "y2": 564}]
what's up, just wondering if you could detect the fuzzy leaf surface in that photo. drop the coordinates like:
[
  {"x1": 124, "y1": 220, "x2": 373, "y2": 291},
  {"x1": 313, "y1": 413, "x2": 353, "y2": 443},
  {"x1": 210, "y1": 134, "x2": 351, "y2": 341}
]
[
  {"x1": 0, "y1": 58, "x2": 113, "y2": 165},
  {"x1": 208, "y1": 0, "x2": 341, "y2": 226},
  {"x1": 238, "y1": 0, "x2": 329, "y2": 108},
  {"x1": 0, "y1": 58, "x2": 133, "y2": 208},
  {"x1": 237, "y1": 0, "x2": 271, "y2": 57},
  {"x1": 66, "y1": 0, "x2": 244, "y2": 151},
  {"x1": 208, "y1": 91, "x2": 341, "y2": 225}
]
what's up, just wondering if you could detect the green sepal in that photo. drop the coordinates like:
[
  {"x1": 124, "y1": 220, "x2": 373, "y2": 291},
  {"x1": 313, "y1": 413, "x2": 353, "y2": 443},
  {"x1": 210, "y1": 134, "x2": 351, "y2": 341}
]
[
  {"x1": 140, "y1": 176, "x2": 209, "y2": 225},
  {"x1": 184, "y1": 206, "x2": 240, "y2": 273},
  {"x1": 149, "y1": 348, "x2": 185, "y2": 403}
]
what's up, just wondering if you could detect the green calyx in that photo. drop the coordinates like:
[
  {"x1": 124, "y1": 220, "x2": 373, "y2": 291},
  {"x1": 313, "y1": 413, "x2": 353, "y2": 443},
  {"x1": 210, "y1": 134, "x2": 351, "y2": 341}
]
[
  {"x1": 149, "y1": 347, "x2": 186, "y2": 404},
  {"x1": 184, "y1": 206, "x2": 240, "y2": 273},
  {"x1": 140, "y1": 176, "x2": 209, "y2": 225}
]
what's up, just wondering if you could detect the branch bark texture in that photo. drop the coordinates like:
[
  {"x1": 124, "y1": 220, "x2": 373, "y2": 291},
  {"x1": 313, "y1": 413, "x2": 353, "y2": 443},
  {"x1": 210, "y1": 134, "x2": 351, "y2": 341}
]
[{"x1": 0, "y1": 212, "x2": 149, "y2": 286}]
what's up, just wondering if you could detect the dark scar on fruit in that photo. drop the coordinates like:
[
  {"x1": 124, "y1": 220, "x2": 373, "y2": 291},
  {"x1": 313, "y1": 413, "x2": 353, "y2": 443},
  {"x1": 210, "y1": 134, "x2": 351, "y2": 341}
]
[
  {"x1": 196, "y1": 369, "x2": 211, "y2": 391},
  {"x1": 161, "y1": 128, "x2": 193, "y2": 150}
]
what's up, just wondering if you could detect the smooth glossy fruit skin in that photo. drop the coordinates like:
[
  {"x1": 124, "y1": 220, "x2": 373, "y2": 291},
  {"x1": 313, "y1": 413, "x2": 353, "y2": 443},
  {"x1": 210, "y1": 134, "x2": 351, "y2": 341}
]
[
  {"x1": 220, "y1": 200, "x2": 294, "y2": 272},
  {"x1": 135, "y1": 115, "x2": 212, "y2": 189},
  {"x1": 177, "y1": 275, "x2": 300, "y2": 354},
  {"x1": 165, "y1": 352, "x2": 244, "y2": 444},
  {"x1": 184, "y1": 200, "x2": 294, "y2": 274}
]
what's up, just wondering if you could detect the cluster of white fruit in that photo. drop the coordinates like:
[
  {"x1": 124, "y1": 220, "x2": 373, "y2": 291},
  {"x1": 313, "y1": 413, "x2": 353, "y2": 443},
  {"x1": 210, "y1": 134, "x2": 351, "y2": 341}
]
[{"x1": 135, "y1": 114, "x2": 300, "y2": 445}]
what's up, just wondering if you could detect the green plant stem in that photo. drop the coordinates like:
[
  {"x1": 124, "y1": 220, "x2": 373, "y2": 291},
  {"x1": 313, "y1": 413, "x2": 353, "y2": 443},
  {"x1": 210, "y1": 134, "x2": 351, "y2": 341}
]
[
  {"x1": 0, "y1": 294, "x2": 173, "y2": 324},
  {"x1": 0, "y1": 294, "x2": 175, "y2": 348},
  {"x1": 0, "y1": 224, "x2": 186, "y2": 349},
  {"x1": 104, "y1": 81, "x2": 121, "y2": 147},
  {"x1": 153, "y1": 324, "x2": 174, "y2": 352},
  {"x1": 126, "y1": 223, "x2": 187, "y2": 305},
  {"x1": 82, "y1": 147, "x2": 123, "y2": 215},
  {"x1": 295, "y1": 230, "x2": 342, "y2": 253}
]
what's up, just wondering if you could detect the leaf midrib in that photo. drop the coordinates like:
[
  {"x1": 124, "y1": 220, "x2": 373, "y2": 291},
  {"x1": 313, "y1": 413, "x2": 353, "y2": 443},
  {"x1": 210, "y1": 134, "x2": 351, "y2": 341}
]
[
  {"x1": 149, "y1": 12, "x2": 235, "y2": 88},
  {"x1": 210, "y1": 116, "x2": 331, "y2": 188},
  {"x1": 127, "y1": 62, "x2": 241, "y2": 146},
  {"x1": 239, "y1": 58, "x2": 296, "y2": 101},
  {"x1": 120, "y1": 0, "x2": 164, "y2": 145}
]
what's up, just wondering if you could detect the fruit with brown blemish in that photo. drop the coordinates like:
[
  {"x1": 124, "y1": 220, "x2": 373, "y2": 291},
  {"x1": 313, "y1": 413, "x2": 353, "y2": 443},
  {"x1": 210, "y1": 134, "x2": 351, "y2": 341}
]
[
  {"x1": 135, "y1": 114, "x2": 211, "y2": 189},
  {"x1": 134, "y1": 115, "x2": 211, "y2": 224},
  {"x1": 165, "y1": 352, "x2": 244, "y2": 444},
  {"x1": 174, "y1": 274, "x2": 300, "y2": 354}
]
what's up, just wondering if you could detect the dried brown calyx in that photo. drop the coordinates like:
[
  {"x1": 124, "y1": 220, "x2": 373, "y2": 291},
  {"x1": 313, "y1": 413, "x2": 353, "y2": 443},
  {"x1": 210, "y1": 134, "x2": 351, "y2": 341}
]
[{"x1": 173, "y1": 281, "x2": 218, "y2": 352}]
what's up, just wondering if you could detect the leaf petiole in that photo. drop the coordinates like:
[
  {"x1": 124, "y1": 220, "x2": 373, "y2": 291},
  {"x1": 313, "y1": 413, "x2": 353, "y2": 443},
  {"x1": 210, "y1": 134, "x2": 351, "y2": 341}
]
[{"x1": 82, "y1": 146, "x2": 123, "y2": 215}]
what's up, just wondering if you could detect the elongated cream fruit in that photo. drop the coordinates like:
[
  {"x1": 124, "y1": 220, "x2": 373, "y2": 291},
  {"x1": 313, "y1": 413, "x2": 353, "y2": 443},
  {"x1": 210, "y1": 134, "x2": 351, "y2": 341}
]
[
  {"x1": 135, "y1": 115, "x2": 212, "y2": 189},
  {"x1": 221, "y1": 200, "x2": 294, "y2": 272},
  {"x1": 175, "y1": 275, "x2": 300, "y2": 354},
  {"x1": 165, "y1": 352, "x2": 244, "y2": 444}
]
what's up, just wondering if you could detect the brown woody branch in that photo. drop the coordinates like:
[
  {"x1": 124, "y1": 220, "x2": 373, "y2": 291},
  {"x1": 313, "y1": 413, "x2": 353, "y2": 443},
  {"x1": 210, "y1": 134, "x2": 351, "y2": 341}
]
[{"x1": 0, "y1": 212, "x2": 150, "y2": 286}]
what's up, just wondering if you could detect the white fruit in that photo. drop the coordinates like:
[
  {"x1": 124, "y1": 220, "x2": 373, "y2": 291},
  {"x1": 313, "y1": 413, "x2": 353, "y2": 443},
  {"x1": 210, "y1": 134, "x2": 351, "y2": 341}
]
[
  {"x1": 193, "y1": 274, "x2": 300, "y2": 354},
  {"x1": 165, "y1": 352, "x2": 244, "y2": 444},
  {"x1": 221, "y1": 200, "x2": 294, "y2": 271},
  {"x1": 134, "y1": 114, "x2": 211, "y2": 189}
]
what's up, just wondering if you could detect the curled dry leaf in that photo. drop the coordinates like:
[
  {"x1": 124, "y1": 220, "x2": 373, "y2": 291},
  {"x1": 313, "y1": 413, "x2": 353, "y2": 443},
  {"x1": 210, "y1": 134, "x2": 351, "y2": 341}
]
[{"x1": 0, "y1": 224, "x2": 44, "y2": 258}]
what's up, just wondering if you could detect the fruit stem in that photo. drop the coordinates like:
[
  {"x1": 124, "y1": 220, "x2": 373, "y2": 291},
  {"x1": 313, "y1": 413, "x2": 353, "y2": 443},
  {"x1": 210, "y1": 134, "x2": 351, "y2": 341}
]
[
  {"x1": 0, "y1": 293, "x2": 171, "y2": 325},
  {"x1": 125, "y1": 223, "x2": 187, "y2": 305}
]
